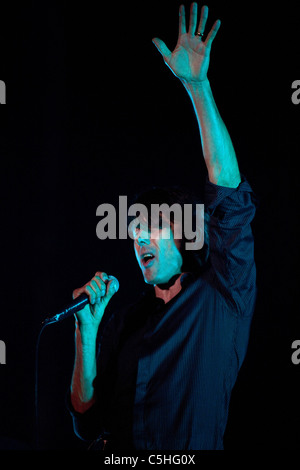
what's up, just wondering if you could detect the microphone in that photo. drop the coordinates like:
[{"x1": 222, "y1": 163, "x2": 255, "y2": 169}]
[{"x1": 42, "y1": 293, "x2": 89, "y2": 326}]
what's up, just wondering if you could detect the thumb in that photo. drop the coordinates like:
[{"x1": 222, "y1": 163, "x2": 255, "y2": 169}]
[{"x1": 152, "y1": 37, "x2": 171, "y2": 62}]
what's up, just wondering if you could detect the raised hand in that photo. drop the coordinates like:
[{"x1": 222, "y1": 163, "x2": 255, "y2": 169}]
[{"x1": 152, "y1": 3, "x2": 220, "y2": 83}]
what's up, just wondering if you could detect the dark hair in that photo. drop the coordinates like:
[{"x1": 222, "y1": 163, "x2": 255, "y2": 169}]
[{"x1": 128, "y1": 185, "x2": 210, "y2": 275}]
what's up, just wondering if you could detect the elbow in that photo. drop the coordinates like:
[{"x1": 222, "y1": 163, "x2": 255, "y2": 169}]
[{"x1": 208, "y1": 164, "x2": 241, "y2": 188}]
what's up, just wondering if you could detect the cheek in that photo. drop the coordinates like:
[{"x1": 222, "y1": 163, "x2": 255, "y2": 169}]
[
  {"x1": 164, "y1": 240, "x2": 182, "y2": 263},
  {"x1": 160, "y1": 226, "x2": 182, "y2": 253},
  {"x1": 174, "y1": 237, "x2": 182, "y2": 252},
  {"x1": 134, "y1": 244, "x2": 141, "y2": 265}
]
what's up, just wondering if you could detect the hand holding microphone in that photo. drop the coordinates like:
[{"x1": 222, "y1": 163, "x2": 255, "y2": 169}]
[
  {"x1": 42, "y1": 271, "x2": 119, "y2": 328},
  {"x1": 72, "y1": 272, "x2": 119, "y2": 330}
]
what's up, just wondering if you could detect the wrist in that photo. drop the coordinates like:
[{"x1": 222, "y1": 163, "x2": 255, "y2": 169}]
[{"x1": 181, "y1": 77, "x2": 210, "y2": 93}]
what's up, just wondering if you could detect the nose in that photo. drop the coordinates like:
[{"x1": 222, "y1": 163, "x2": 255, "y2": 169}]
[
  {"x1": 133, "y1": 227, "x2": 150, "y2": 247},
  {"x1": 136, "y1": 234, "x2": 150, "y2": 247}
]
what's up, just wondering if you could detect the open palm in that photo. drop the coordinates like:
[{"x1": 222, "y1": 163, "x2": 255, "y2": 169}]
[{"x1": 153, "y1": 3, "x2": 220, "y2": 83}]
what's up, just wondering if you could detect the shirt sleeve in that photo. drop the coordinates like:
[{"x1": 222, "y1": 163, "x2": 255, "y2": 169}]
[
  {"x1": 204, "y1": 175, "x2": 258, "y2": 316},
  {"x1": 66, "y1": 388, "x2": 104, "y2": 443}
]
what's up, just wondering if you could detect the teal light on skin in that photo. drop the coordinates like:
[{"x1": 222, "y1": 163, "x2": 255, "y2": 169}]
[
  {"x1": 70, "y1": 2, "x2": 243, "y2": 416},
  {"x1": 152, "y1": 3, "x2": 241, "y2": 188},
  {"x1": 131, "y1": 218, "x2": 183, "y2": 285}
]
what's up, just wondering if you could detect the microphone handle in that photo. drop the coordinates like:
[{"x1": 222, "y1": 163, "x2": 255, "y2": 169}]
[{"x1": 42, "y1": 293, "x2": 89, "y2": 325}]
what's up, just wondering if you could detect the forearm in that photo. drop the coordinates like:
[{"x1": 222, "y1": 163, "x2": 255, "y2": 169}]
[
  {"x1": 70, "y1": 323, "x2": 97, "y2": 413},
  {"x1": 183, "y1": 78, "x2": 241, "y2": 188},
  {"x1": 69, "y1": 272, "x2": 119, "y2": 413}
]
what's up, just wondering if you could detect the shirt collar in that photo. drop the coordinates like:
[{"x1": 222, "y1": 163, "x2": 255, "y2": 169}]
[{"x1": 142, "y1": 271, "x2": 195, "y2": 302}]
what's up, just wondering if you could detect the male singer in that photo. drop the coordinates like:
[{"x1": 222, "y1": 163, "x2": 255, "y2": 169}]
[{"x1": 68, "y1": 3, "x2": 257, "y2": 450}]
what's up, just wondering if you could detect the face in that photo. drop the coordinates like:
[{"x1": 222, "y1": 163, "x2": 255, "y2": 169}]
[{"x1": 132, "y1": 217, "x2": 183, "y2": 285}]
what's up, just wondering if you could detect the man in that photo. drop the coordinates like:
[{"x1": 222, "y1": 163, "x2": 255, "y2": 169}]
[{"x1": 68, "y1": 3, "x2": 257, "y2": 450}]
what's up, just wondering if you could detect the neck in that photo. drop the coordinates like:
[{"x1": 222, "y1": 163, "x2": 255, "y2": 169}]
[{"x1": 154, "y1": 273, "x2": 184, "y2": 304}]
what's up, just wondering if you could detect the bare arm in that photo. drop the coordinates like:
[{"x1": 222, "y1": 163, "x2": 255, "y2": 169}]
[
  {"x1": 152, "y1": 3, "x2": 241, "y2": 188},
  {"x1": 70, "y1": 272, "x2": 119, "y2": 413},
  {"x1": 70, "y1": 320, "x2": 98, "y2": 413}
]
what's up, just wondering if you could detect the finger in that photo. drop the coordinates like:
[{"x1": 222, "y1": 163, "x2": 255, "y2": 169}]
[
  {"x1": 188, "y1": 2, "x2": 198, "y2": 35},
  {"x1": 197, "y1": 5, "x2": 208, "y2": 35},
  {"x1": 205, "y1": 19, "x2": 221, "y2": 47},
  {"x1": 90, "y1": 279, "x2": 105, "y2": 303},
  {"x1": 101, "y1": 277, "x2": 119, "y2": 308},
  {"x1": 94, "y1": 272, "x2": 119, "y2": 295},
  {"x1": 95, "y1": 271, "x2": 109, "y2": 283},
  {"x1": 85, "y1": 285, "x2": 96, "y2": 305},
  {"x1": 179, "y1": 4, "x2": 186, "y2": 35},
  {"x1": 93, "y1": 276, "x2": 107, "y2": 296},
  {"x1": 152, "y1": 38, "x2": 171, "y2": 61},
  {"x1": 72, "y1": 287, "x2": 87, "y2": 300}
]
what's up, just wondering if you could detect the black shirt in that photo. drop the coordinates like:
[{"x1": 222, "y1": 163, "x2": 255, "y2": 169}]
[{"x1": 68, "y1": 176, "x2": 258, "y2": 450}]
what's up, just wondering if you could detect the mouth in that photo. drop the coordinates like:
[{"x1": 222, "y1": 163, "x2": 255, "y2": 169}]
[{"x1": 141, "y1": 252, "x2": 156, "y2": 268}]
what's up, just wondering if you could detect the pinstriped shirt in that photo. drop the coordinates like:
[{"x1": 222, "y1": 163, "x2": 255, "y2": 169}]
[{"x1": 69, "y1": 176, "x2": 258, "y2": 450}]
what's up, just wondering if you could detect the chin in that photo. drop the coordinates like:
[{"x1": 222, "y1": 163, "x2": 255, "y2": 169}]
[
  {"x1": 143, "y1": 271, "x2": 161, "y2": 285},
  {"x1": 143, "y1": 275, "x2": 157, "y2": 285},
  {"x1": 144, "y1": 273, "x2": 171, "y2": 286}
]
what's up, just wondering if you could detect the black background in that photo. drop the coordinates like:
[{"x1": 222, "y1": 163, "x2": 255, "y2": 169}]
[{"x1": 0, "y1": 0, "x2": 299, "y2": 450}]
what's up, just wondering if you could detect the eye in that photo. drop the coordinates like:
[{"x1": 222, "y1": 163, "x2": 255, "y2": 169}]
[{"x1": 131, "y1": 226, "x2": 140, "y2": 240}]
